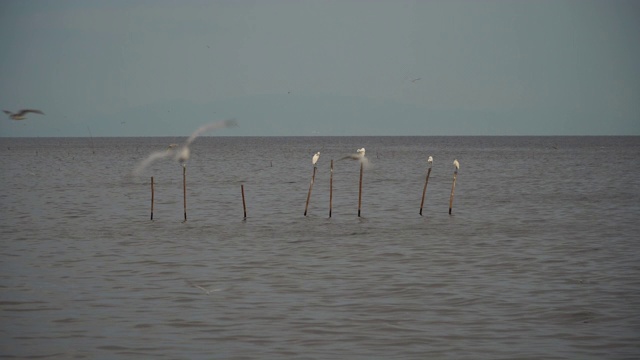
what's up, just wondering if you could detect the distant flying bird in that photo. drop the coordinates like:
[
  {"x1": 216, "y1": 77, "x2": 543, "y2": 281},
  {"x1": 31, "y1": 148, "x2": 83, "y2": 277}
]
[
  {"x1": 453, "y1": 159, "x2": 460, "y2": 171},
  {"x1": 312, "y1": 152, "x2": 320, "y2": 165},
  {"x1": 428, "y1": 156, "x2": 433, "y2": 166},
  {"x1": 411, "y1": 78, "x2": 421, "y2": 83},
  {"x1": 4, "y1": 109, "x2": 44, "y2": 120}
]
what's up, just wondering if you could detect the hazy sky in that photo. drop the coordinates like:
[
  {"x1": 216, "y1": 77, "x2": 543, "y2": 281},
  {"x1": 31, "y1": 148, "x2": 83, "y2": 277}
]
[{"x1": 1, "y1": 0, "x2": 638, "y2": 136}]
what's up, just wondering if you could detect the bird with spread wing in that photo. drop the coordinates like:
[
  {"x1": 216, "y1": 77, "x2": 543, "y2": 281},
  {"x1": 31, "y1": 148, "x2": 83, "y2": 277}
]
[{"x1": 4, "y1": 109, "x2": 44, "y2": 120}]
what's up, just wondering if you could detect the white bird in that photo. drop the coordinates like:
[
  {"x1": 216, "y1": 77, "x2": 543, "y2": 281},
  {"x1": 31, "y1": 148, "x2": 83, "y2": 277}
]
[
  {"x1": 337, "y1": 147, "x2": 369, "y2": 167},
  {"x1": 4, "y1": 109, "x2": 44, "y2": 120},
  {"x1": 427, "y1": 156, "x2": 433, "y2": 166},
  {"x1": 312, "y1": 152, "x2": 320, "y2": 165},
  {"x1": 453, "y1": 159, "x2": 460, "y2": 171},
  {"x1": 177, "y1": 146, "x2": 190, "y2": 167},
  {"x1": 184, "y1": 280, "x2": 223, "y2": 294},
  {"x1": 132, "y1": 119, "x2": 237, "y2": 176},
  {"x1": 193, "y1": 284, "x2": 222, "y2": 294}
]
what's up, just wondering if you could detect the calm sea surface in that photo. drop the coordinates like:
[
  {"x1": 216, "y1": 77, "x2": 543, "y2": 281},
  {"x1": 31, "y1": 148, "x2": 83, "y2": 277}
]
[{"x1": 1, "y1": 136, "x2": 639, "y2": 359}]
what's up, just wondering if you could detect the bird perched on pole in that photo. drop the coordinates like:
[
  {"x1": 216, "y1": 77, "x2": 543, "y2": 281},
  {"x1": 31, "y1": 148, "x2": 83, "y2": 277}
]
[{"x1": 312, "y1": 152, "x2": 320, "y2": 166}]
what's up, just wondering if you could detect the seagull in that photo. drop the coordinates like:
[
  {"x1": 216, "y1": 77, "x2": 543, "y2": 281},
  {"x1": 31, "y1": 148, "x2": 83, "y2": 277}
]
[
  {"x1": 132, "y1": 119, "x2": 237, "y2": 176},
  {"x1": 453, "y1": 159, "x2": 460, "y2": 171},
  {"x1": 339, "y1": 147, "x2": 367, "y2": 161},
  {"x1": 192, "y1": 284, "x2": 222, "y2": 294},
  {"x1": 427, "y1": 156, "x2": 433, "y2": 166},
  {"x1": 312, "y1": 152, "x2": 320, "y2": 165},
  {"x1": 184, "y1": 280, "x2": 223, "y2": 294},
  {"x1": 4, "y1": 109, "x2": 44, "y2": 120},
  {"x1": 177, "y1": 146, "x2": 190, "y2": 167}
]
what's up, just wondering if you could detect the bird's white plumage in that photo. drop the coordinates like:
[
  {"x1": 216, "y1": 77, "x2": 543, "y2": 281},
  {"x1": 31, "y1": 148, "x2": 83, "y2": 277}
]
[
  {"x1": 427, "y1": 156, "x2": 433, "y2": 166},
  {"x1": 336, "y1": 147, "x2": 369, "y2": 168},
  {"x1": 453, "y1": 159, "x2": 460, "y2": 170},
  {"x1": 132, "y1": 119, "x2": 236, "y2": 176},
  {"x1": 312, "y1": 152, "x2": 320, "y2": 165},
  {"x1": 177, "y1": 147, "x2": 190, "y2": 167}
]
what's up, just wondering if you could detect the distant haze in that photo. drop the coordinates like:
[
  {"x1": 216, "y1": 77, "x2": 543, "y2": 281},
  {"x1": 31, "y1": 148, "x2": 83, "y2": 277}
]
[{"x1": 1, "y1": 0, "x2": 639, "y2": 137}]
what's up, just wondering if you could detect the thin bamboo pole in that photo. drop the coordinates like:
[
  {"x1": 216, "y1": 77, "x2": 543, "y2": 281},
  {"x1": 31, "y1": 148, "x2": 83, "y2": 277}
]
[
  {"x1": 304, "y1": 166, "x2": 317, "y2": 216},
  {"x1": 419, "y1": 167, "x2": 432, "y2": 216},
  {"x1": 329, "y1": 159, "x2": 333, "y2": 218},
  {"x1": 183, "y1": 166, "x2": 187, "y2": 222},
  {"x1": 150, "y1": 176, "x2": 154, "y2": 220},
  {"x1": 241, "y1": 184, "x2": 247, "y2": 219},
  {"x1": 358, "y1": 161, "x2": 363, "y2": 217},
  {"x1": 449, "y1": 171, "x2": 457, "y2": 215}
]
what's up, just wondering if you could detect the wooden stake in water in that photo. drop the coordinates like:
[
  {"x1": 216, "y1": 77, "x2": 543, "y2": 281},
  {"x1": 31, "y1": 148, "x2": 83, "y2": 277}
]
[
  {"x1": 241, "y1": 184, "x2": 247, "y2": 219},
  {"x1": 419, "y1": 165, "x2": 432, "y2": 216},
  {"x1": 304, "y1": 166, "x2": 317, "y2": 216},
  {"x1": 358, "y1": 161, "x2": 363, "y2": 217},
  {"x1": 449, "y1": 159, "x2": 459, "y2": 215},
  {"x1": 150, "y1": 176, "x2": 155, "y2": 220},
  {"x1": 329, "y1": 159, "x2": 333, "y2": 218},
  {"x1": 182, "y1": 165, "x2": 187, "y2": 222},
  {"x1": 304, "y1": 152, "x2": 321, "y2": 216}
]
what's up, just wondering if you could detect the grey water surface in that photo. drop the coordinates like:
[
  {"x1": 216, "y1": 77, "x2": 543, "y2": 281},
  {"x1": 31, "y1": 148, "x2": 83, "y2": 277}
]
[{"x1": 1, "y1": 136, "x2": 639, "y2": 359}]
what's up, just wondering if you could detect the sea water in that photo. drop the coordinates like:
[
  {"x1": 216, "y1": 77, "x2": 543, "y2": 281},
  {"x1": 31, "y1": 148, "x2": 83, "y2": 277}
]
[{"x1": 1, "y1": 136, "x2": 639, "y2": 359}]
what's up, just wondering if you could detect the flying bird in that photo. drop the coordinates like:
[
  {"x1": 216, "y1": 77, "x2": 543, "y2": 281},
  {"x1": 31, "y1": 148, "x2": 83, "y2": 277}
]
[
  {"x1": 177, "y1": 146, "x2": 190, "y2": 167},
  {"x1": 132, "y1": 119, "x2": 237, "y2": 176},
  {"x1": 4, "y1": 109, "x2": 44, "y2": 120},
  {"x1": 312, "y1": 152, "x2": 320, "y2": 165},
  {"x1": 337, "y1": 147, "x2": 370, "y2": 168},
  {"x1": 453, "y1": 159, "x2": 460, "y2": 171},
  {"x1": 411, "y1": 78, "x2": 421, "y2": 83},
  {"x1": 339, "y1": 147, "x2": 367, "y2": 161},
  {"x1": 184, "y1": 280, "x2": 223, "y2": 294},
  {"x1": 428, "y1": 156, "x2": 433, "y2": 166}
]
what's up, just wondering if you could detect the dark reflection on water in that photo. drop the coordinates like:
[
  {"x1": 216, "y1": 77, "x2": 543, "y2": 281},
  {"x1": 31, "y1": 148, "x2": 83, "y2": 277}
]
[{"x1": 1, "y1": 136, "x2": 639, "y2": 359}]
